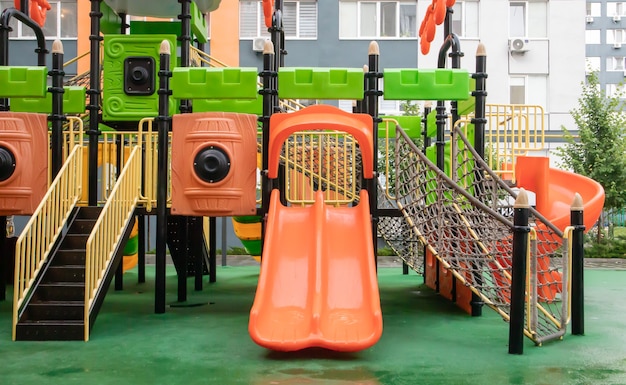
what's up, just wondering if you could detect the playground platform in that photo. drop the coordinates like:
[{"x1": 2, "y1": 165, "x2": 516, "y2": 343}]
[{"x1": 1, "y1": 263, "x2": 625, "y2": 385}]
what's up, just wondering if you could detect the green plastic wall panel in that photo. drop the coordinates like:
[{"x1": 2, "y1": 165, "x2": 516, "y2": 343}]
[
  {"x1": 103, "y1": 34, "x2": 177, "y2": 121},
  {"x1": 11, "y1": 86, "x2": 86, "y2": 114},
  {"x1": 190, "y1": 2, "x2": 209, "y2": 44},
  {"x1": 130, "y1": 21, "x2": 182, "y2": 36},
  {"x1": 457, "y1": 77, "x2": 476, "y2": 117},
  {"x1": 101, "y1": 1, "x2": 122, "y2": 35},
  {"x1": 171, "y1": 67, "x2": 258, "y2": 99},
  {"x1": 378, "y1": 115, "x2": 422, "y2": 139},
  {"x1": 193, "y1": 97, "x2": 262, "y2": 115},
  {"x1": 383, "y1": 69, "x2": 470, "y2": 101},
  {"x1": 278, "y1": 68, "x2": 364, "y2": 100},
  {"x1": 0, "y1": 67, "x2": 46, "y2": 98}
]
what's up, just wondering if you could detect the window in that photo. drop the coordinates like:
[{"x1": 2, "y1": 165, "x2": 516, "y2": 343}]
[
  {"x1": 339, "y1": 1, "x2": 417, "y2": 39},
  {"x1": 585, "y1": 30, "x2": 601, "y2": 44},
  {"x1": 607, "y1": 2, "x2": 626, "y2": 16},
  {"x1": 607, "y1": 29, "x2": 626, "y2": 44},
  {"x1": 451, "y1": 0, "x2": 479, "y2": 38},
  {"x1": 585, "y1": 57, "x2": 601, "y2": 73},
  {"x1": 509, "y1": 2, "x2": 526, "y2": 37},
  {"x1": 510, "y1": 76, "x2": 525, "y2": 104},
  {"x1": 607, "y1": 57, "x2": 626, "y2": 71},
  {"x1": 587, "y1": 2, "x2": 601, "y2": 17},
  {"x1": 606, "y1": 83, "x2": 624, "y2": 98},
  {"x1": 239, "y1": 0, "x2": 317, "y2": 39},
  {"x1": 509, "y1": 1, "x2": 547, "y2": 39},
  {"x1": 0, "y1": 0, "x2": 77, "y2": 39}
]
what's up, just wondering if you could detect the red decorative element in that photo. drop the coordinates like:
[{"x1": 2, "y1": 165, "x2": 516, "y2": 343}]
[
  {"x1": 13, "y1": 0, "x2": 51, "y2": 28},
  {"x1": 418, "y1": 0, "x2": 456, "y2": 55},
  {"x1": 262, "y1": 0, "x2": 274, "y2": 29}
]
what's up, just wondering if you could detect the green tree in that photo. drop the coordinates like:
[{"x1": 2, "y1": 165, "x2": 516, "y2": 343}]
[{"x1": 557, "y1": 72, "x2": 626, "y2": 234}]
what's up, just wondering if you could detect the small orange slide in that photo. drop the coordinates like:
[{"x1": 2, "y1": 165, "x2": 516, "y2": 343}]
[{"x1": 248, "y1": 189, "x2": 383, "y2": 352}]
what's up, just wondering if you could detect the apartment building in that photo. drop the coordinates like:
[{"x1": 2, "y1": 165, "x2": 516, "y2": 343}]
[{"x1": 586, "y1": 1, "x2": 626, "y2": 97}]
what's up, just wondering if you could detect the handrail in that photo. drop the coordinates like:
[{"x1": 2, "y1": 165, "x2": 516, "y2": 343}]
[
  {"x1": 84, "y1": 145, "x2": 142, "y2": 341},
  {"x1": 12, "y1": 143, "x2": 83, "y2": 340}
]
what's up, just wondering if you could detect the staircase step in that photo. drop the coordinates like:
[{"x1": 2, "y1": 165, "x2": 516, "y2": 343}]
[
  {"x1": 52, "y1": 250, "x2": 86, "y2": 266},
  {"x1": 15, "y1": 320, "x2": 84, "y2": 341},
  {"x1": 23, "y1": 301, "x2": 84, "y2": 321},
  {"x1": 68, "y1": 218, "x2": 97, "y2": 234},
  {"x1": 42, "y1": 266, "x2": 85, "y2": 283},
  {"x1": 75, "y1": 206, "x2": 102, "y2": 220},
  {"x1": 59, "y1": 234, "x2": 89, "y2": 250},
  {"x1": 33, "y1": 283, "x2": 85, "y2": 302}
]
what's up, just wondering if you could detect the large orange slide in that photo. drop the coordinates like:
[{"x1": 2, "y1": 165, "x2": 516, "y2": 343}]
[
  {"x1": 248, "y1": 189, "x2": 382, "y2": 352},
  {"x1": 248, "y1": 105, "x2": 381, "y2": 351},
  {"x1": 515, "y1": 156, "x2": 604, "y2": 232}
]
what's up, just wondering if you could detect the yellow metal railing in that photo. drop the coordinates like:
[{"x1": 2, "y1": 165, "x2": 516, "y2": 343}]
[
  {"x1": 84, "y1": 145, "x2": 142, "y2": 341},
  {"x1": 483, "y1": 104, "x2": 545, "y2": 181},
  {"x1": 283, "y1": 131, "x2": 359, "y2": 206},
  {"x1": 12, "y1": 143, "x2": 83, "y2": 340}
]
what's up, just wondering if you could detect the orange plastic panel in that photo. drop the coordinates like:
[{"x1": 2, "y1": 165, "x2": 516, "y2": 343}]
[
  {"x1": 268, "y1": 105, "x2": 373, "y2": 179},
  {"x1": 249, "y1": 190, "x2": 382, "y2": 352},
  {"x1": 171, "y1": 112, "x2": 258, "y2": 216},
  {"x1": 0, "y1": 112, "x2": 48, "y2": 215},
  {"x1": 424, "y1": 248, "x2": 437, "y2": 291},
  {"x1": 438, "y1": 263, "x2": 454, "y2": 301},
  {"x1": 454, "y1": 279, "x2": 474, "y2": 315}
]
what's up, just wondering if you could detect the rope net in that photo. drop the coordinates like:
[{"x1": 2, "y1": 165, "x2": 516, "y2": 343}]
[{"x1": 388, "y1": 123, "x2": 569, "y2": 345}]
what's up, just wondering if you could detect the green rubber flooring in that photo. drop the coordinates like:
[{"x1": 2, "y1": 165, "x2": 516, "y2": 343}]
[{"x1": 1, "y1": 266, "x2": 625, "y2": 385}]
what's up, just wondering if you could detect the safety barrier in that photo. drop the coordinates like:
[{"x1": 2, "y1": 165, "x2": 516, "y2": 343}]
[
  {"x1": 84, "y1": 144, "x2": 142, "y2": 340},
  {"x1": 12, "y1": 141, "x2": 83, "y2": 340}
]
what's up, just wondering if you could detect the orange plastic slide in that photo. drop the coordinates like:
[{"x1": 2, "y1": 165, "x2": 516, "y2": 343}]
[
  {"x1": 515, "y1": 156, "x2": 605, "y2": 232},
  {"x1": 248, "y1": 190, "x2": 383, "y2": 352}
]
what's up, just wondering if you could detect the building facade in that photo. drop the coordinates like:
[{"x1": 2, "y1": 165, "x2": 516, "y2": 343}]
[{"x1": 586, "y1": 0, "x2": 626, "y2": 97}]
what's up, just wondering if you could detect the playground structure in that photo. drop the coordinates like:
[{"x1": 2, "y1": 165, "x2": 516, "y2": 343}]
[{"x1": 0, "y1": 0, "x2": 605, "y2": 355}]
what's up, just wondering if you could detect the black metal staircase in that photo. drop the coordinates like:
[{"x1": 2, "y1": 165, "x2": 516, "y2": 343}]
[{"x1": 15, "y1": 206, "x2": 132, "y2": 340}]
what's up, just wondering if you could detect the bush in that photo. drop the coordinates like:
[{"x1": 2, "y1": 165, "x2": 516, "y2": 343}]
[{"x1": 584, "y1": 234, "x2": 626, "y2": 258}]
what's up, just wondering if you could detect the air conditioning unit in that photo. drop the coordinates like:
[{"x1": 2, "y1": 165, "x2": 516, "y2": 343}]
[
  {"x1": 586, "y1": 15, "x2": 594, "y2": 23},
  {"x1": 252, "y1": 37, "x2": 268, "y2": 52},
  {"x1": 509, "y1": 38, "x2": 529, "y2": 53},
  {"x1": 614, "y1": 14, "x2": 622, "y2": 22},
  {"x1": 614, "y1": 42, "x2": 622, "y2": 49}
]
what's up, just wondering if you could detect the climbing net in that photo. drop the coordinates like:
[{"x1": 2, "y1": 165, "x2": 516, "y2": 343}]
[{"x1": 389, "y1": 123, "x2": 570, "y2": 345}]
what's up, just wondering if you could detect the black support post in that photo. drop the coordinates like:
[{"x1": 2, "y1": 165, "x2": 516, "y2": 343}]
[
  {"x1": 87, "y1": 0, "x2": 102, "y2": 206},
  {"x1": 155, "y1": 40, "x2": 172, "y2": 314},
  {"x1": 208, "y1": 217, "x2": 217, "y2": 283},
  {"x1": 571, "y1": 193, "x2": 585, "y2": 335},
  {"x1": 138, "y1": 215, "x2": 145, "y2": 283},
  {"x1": 259, "y1": 41, "x2": 276, "y2": 254},
  {"x1": 49, "y1": 40, "x2": 65, "y2": 178},
  {"x1": 365, "y1": 42, "x2": 381, "y2": 266},
  {"x1": 472, "y1": 43, "x2": 487, "y2": 160},
  {"x1": 509, "y1": 189, "x2": 530, "y2": 355}
]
